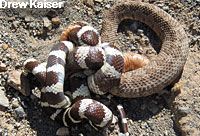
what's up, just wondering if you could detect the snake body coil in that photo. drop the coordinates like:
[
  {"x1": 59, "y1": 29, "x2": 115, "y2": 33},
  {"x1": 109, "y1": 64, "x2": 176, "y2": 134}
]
[
  {"x1": 101, "y1": 2, "x2": 189, "y2": 97},
  {"x1": 23, "y1": 1, "x2": 189, "y2": 134}
]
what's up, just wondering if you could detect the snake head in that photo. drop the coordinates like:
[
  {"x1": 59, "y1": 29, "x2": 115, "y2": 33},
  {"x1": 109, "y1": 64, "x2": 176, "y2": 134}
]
[{"x1": 60, "y1": 22, "x2": 101, "y2": 47}]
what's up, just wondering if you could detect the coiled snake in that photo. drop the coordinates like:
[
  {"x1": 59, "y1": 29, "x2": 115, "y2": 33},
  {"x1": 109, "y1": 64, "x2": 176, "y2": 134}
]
[{"x1": 23, "y1": 1, "x2": 189, "y2": 135}]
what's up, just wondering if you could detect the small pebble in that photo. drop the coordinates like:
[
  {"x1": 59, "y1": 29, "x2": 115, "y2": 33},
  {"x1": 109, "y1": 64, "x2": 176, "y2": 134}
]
[
  {"x1": 7, "y1": 70, "x2": 22, "y2": 91},
  {"x1": 56, "y1": 127, "x2": 69, "y2": 136},
  {"x1": 43, "y1": 17, "x2": 52, "y2": 29},
  {"x1": 12, "y1": 21, "x2": 20, "y2": 28},
  {"x1": 169, "y1": 2, "x2": 178, "y2": 8},
  {"x1": 14, "y1": 122, "x2": 21, "y2": 129},
  {"x1": 7, "y1": 17, "x2": 15, "y2": 21},
  {"x1": 157, "y1": 3, "x2": 165, "y2": 7},
  {"x1": 0, "y1": 88, "x2": 9, "y2": 109},
  {"x1": 137, "y1": 29, "x2": 144, "y2": 35},
  {"x1": 0, "y1": 62, "x2": 6, "y2": 71},
  {"x1": 52, "y1": 17, "x2": 61, "y2": 25},
  {"x1": 118, "y1": 132, "x2": 128, "y2": 136},
  {"x1": 12, "y1": 98, "x2": 20, "y2": 108},
  {"x1": 14, "y1": 106, "x2": 25, "y2": 118},
  {"x1": 94, "y1": 0, "x2": 103, "y2": 3},
  {"x1": 83, "y1": 0, "x2": 94, "y2": 7},
  {"x1": 177, "y1": 106, "x2": 190, "y2": 115},
  {"x1": 162, "y1": 6, "x2": 169, "y2": 11},
  {"x1": 1, "y1": 44, "x2": 9, "y2": 50},
  {"x1": 105, "y1": 4, "x2": 111, "y2": 9},
  {"x1": 25, "y1": 16, "x2": 33, "y2": 22}
]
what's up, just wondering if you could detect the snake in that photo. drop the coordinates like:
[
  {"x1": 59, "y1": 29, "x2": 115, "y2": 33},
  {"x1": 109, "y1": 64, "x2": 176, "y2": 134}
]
[
  {"x1": 101, "y1": 1, "x2": 189, "y2": 98},
  {"x1": 24, "y1": 23, "x2": 125, "y2": 130},
  {"x1": 23, "y1": 1, "x2": 189, "y2": 134}
]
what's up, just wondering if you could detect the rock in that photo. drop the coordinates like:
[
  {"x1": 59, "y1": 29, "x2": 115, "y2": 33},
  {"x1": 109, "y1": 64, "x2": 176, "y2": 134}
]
[
  {"x1": 25, "y1": 16, "x2": 33, "y2": 22},
  {"x1": 7, "y1": 16, "x2": 15, "y2": 21},
  {"x1": 7, "y1": 70, "x2": 22, "y2": 91},
  {"x1": 12, "y1": 21, "x2": 20, "y2": 28},
  {"x1": 0, "y1": 87, "x2": 9, "y2": 109},
  {"x1": 162, "y1": 6, "x2": 169, "y2": 11},
  {"x1": 105, "y1": 4, "x2": 111, "y2": 9},
  {"x1": 56, "y1": 127, "x2": 69, "y2": 136},
  {"x1": 14, "y1": 122, "x2": 21, "y2": 129},
  {"x1": 157, "y1": 3, "x2": 165, "y2": 8},
  {"x1": 0, "y1": 62, "x2": 6, "y2": 71},
  {"x1": 169, "y1": 2, "x2": 180, "y2": 9},
  {"x1": 51, "y1": 17, "x2": 61, "y2": 25},
  {"x1": 11, "y1": 98, "x2": 20, "y2": 108},
  {"x1": 94, "y1": 0, "x2": 103, "y2": 3},
  {"x1": 147, "y1": 120, "x2": 154, "y2": 129},
  {"x1": 177, "y1": 106, "x2": 190, "y2": 115},
  {"x1": 14, "y1": 106, "x2": 25, "y2": 118},
  {"x1": 137, "y1": 29, "x2": 143, "y2": 34},
  {"x1": 43, "y1": 17, "x2": 52, "y2": 29},
  {"x1": 118, "y1": 133, "x2": 127, "y2": 136},
  {"x1": 1, "y1": 43, "x2": 9, "y2": 50},
  {"x1": 83, "y1": 0, "x2": 94, "y2": 8},
  {"x1": 7, "y1": 71, "x2": 31, "y2": 96}
]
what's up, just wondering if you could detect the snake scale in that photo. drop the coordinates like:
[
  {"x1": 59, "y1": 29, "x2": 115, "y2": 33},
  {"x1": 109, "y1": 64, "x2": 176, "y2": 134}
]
[
  {"x1": 101, "y1": 1, "x2": 189, "y2": 98},
  {"x1": 23, "y1": 1, "x2": 189, "y2": 134}
]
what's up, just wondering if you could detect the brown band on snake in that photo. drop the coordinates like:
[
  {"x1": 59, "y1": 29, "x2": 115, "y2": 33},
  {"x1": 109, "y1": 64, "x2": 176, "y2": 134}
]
[
  {"x1": 101, "y1": 2, "x2": 189, "y2": 97},
  {"x1": 69, "y1": 72, "x2": 91, "y2": 102},
  {"x1": 46, "y1": 56, "x2": 65, "y2": 68},
  {"x1": 80, "y1": 29, "x2": 100, "y2": 46},
  {"x1": 88, "y1": 43, "x2": 124, "y2": 95},
  {"x1": 43, "y1": 41, "x2": 74, "y2": 108},
  {"x1": 85, "y1": 46, "x2": 105, "y2": 69},
  {"x1": 67, "y1": 46, "x2": 105, "y2": 71},
  {"x1": 24, "y1": 59, "x2": 46, "y2": 86},
  {"x1": 68, "y1": 99, "x2": 113, "y2": 129},
  {"x1": 117, "y1": 105, "x2": 128, "y2": 135},
  {"x1": 66, "y1": 27, "x2": 82, "y2": 46},
  {"x1": 60, "y1": 21, "x2": 89, "y2": 41},
  {"x1": 24, "y1": 59, "x2": 39, "y2": 73}
]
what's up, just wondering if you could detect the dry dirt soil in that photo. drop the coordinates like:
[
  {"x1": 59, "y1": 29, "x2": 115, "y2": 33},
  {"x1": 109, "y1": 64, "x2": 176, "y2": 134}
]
[{"x1": 0, "y1": 0, "x2": 199, "y2": 136}]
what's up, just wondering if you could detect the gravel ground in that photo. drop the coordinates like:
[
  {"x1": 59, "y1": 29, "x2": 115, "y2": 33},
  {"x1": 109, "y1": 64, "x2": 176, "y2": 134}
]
[{"x1": 0, "y1": 0, "x2": 200, "y2": 136}]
